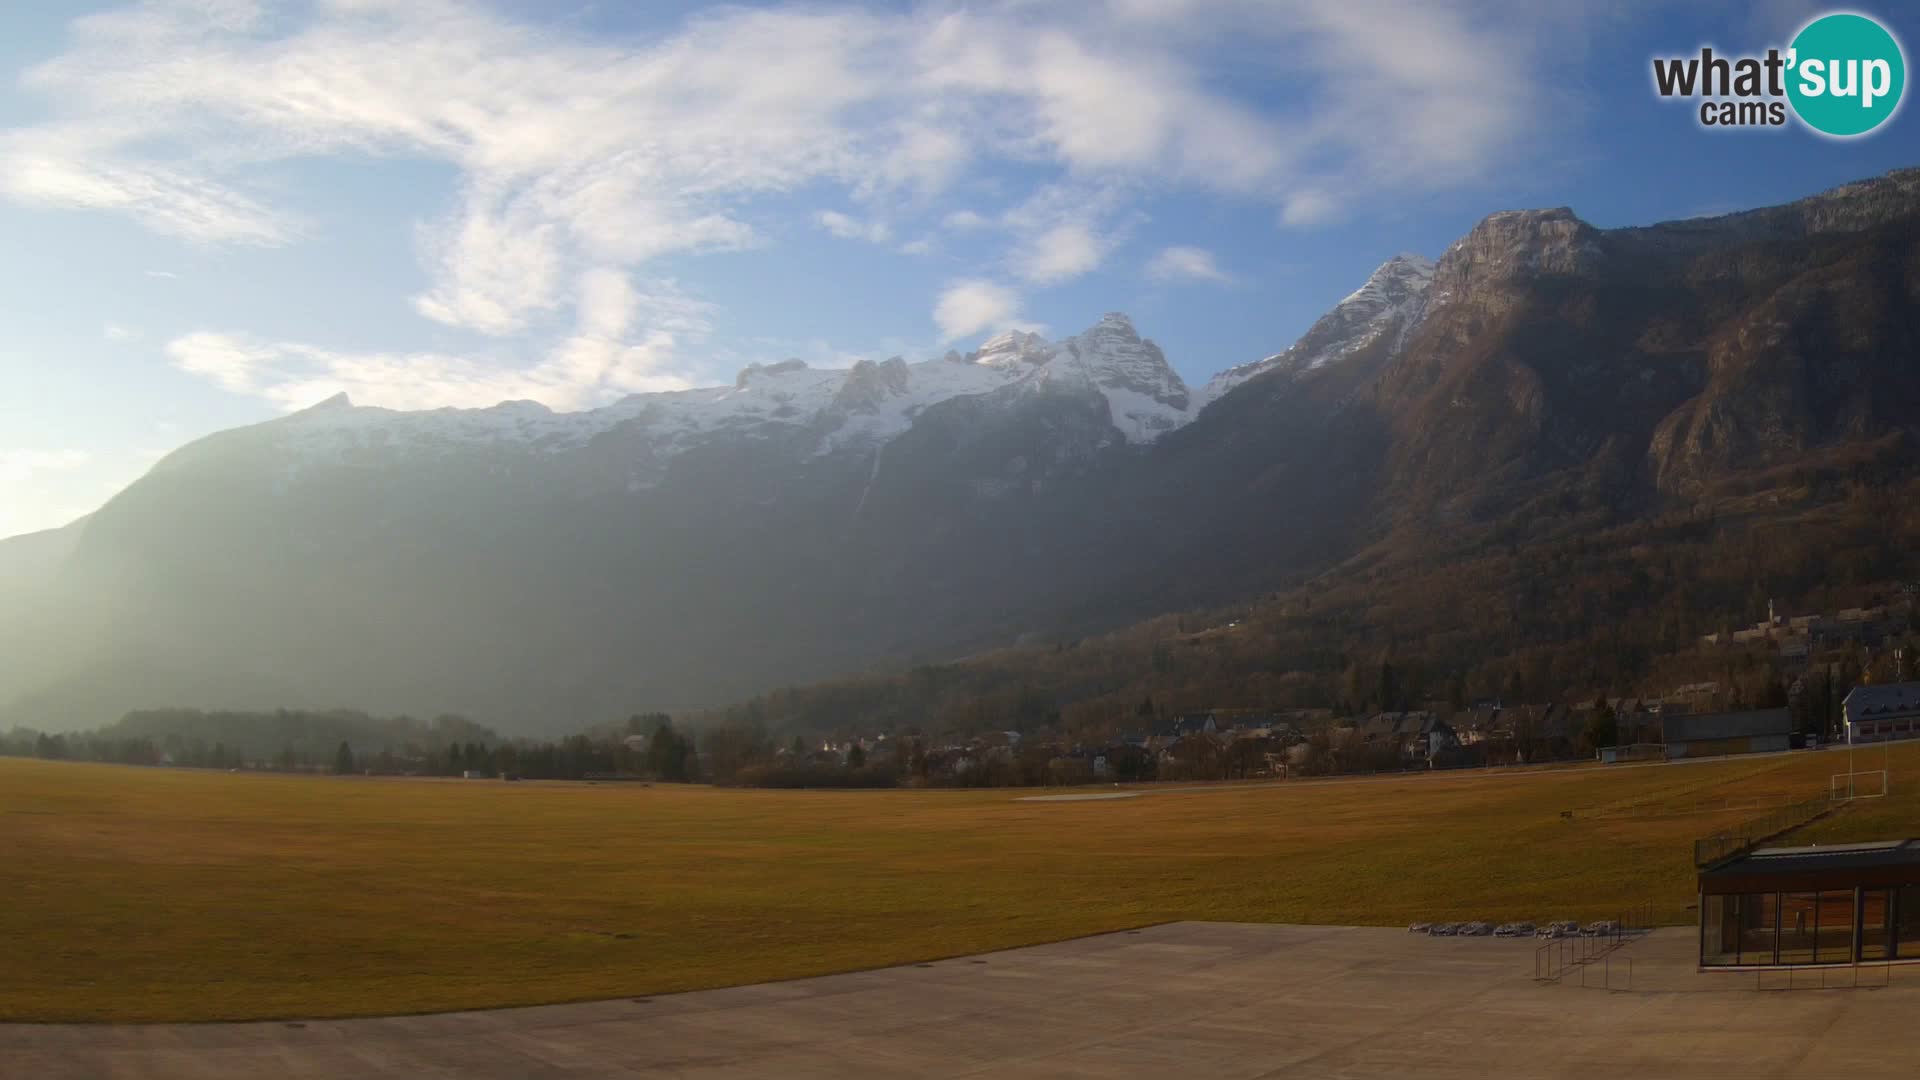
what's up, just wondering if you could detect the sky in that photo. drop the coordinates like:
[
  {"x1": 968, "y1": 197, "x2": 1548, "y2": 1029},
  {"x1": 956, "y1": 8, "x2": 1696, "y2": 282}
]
[{"x1": 1, "y1": 0, "x2": 1916, "y2": 539}]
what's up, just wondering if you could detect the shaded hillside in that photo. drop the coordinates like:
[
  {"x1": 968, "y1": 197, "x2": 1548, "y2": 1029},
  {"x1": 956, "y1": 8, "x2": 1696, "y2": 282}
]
[{"x1": 699, "y1": 453, "x2": 1920, "y2": 744}]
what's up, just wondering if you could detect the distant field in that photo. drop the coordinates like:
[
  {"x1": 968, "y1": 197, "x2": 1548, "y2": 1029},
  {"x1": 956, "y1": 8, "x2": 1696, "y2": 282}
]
[{"x1": 4, "y1": 746, "x2": 1917, "y2": 1022}]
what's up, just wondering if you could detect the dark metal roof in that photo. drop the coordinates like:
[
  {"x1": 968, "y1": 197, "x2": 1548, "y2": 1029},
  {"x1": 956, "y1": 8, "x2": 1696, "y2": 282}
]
[
  {"x1": 1358, "y1": 711, "x2": 1449, "y2": 738},
  {"x1": 1699, "y1": 839, "x2": 1920, "y2": 893},
  {"x1": 1662, "y1": 708, "x2": 1790, "y2": 743},
  {"x1": 1845, "y1": 683, "x2": 1920, "y2": 720}
]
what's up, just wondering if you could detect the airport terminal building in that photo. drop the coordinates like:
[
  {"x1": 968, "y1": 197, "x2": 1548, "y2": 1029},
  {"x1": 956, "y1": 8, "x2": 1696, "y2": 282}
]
[{"x1": 1700, "y1": 841, "x2": 1920, "y2": 967}]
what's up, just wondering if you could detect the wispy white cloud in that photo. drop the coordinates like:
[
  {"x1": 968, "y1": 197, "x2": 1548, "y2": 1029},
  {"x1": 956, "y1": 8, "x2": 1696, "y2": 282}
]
[
  {"x1": 1279, "y1": 190, "x2": 1340, "y2": 228},
  {"x1": 168, "y1": 274, "x2": 712, "y2": 412},
  {"x1": 815, "y1": 209, "x2": 893, "y2": 245},
  {"x1": 3, "y1": 0, "x2": 1589, "y2": 406},
  {"x1": 942, "y1": 209, "x2": 991, "y2": 231},
  {"x1": 933, "y1": 279, "x2": 1021, "y2": 342},
  {"x1": 167, "y1": 329, "x2": 272, "y2": 393},
  {"x1": 166, "y1": 331, "x2": 691, "y2": 413},
  {"x1": 1146, "y1": 245, "x2": 1230, "y2": 283},
  {"x1": 7, "y1": 1, "x2": 1568, "y2": 252},
  {"x1": 103, "y1": 322, "x2": 137, "y2": 342},
  {"x1": 410, "y1": 190, "x2": 566, "y2": 336},
  {"x1": 0, "y1": 125, "x2": 295, "y2": 245},
  {"x1": 1013, "y1": 222, "x2": 1106, "y2": 285},
  {"x1": 998, "y1": 183, "x2": 1137, "y2": 286}
]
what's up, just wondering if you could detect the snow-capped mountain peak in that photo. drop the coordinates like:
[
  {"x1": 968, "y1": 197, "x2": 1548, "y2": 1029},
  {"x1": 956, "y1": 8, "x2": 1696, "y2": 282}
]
[
  {"x1": 970, "y1": 329, "x2": 1052, "y2": 368},
  {"x1": 1339, "y1": 253, "x2": 1436, "y2": 308},
  {"x1": 735, "y1": 358, "x2": 811, "y2": 387},
  {"x1": 1195, "y1": 252, "x2": 1436, "y2": 409},
  {"x1": 1037, "y1": 311, "x2": 1191, "y2": 443},
  {"x1": 229, "y1": 313, "x2": 1208, "y2": 485}
]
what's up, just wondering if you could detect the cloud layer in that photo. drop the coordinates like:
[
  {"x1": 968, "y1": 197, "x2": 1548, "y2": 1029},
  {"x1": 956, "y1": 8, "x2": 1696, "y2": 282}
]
[
  {"x1": 1, "y1": 0, "x2": 1575, "y2": 412},
  {"x1": 1146, "y1": 246, "x2": 1231, "y2": 284},
  {"x1": 167, "y1": 272, "x2": 710, "y2": 411},
  {"x1": 933, "y1": 280, "x2": 1024, "y2": 343}
]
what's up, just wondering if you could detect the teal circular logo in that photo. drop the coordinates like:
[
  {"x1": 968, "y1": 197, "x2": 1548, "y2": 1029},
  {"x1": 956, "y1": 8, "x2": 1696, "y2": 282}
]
[{"x1": 1787, "y1": 13, "x2": 1906, "y2": 137}]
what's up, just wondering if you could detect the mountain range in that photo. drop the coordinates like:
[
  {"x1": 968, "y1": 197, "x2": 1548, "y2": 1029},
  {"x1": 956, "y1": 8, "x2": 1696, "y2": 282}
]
[{"x1": 5, "y1": 167, "x2": 1918, "y2": 733}]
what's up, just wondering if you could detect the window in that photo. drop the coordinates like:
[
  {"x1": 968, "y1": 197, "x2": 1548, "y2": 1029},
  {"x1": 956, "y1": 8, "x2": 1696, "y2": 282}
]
[
  {"x1": 1779, "y1": 892, "x2": 1818, "y2": 964},
  {"x1": 1862, "y1": 890, "x2": 1892, "y2": 961},
  {"x1": 1739, "y1": 892, "x2": 1778, "y2": 965},
  {"x1": 1899, "y1": 888, "x2": 1920, "y2": 960},
  {"x1": 1816, "y1": 890, "x2": 1855, "y2": 964},
  {"x1": 1702, "y1": 895, "x2": 1738, "y2": 966}
]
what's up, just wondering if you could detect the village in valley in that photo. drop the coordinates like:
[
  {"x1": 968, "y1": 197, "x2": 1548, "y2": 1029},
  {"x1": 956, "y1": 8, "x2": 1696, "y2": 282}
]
[{"x1": 774, "y1": 599, "x2": 1920, "y2": 787}]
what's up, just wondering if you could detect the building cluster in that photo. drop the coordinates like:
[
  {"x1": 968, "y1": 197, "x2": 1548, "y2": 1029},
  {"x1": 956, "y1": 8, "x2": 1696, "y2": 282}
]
[
  {"x1": 795, "y1": 699, "x2": 1787, "y2": 784},
  {"x1": 1700, "y1": 600, "x2": 1905, "y2": 665},
  {"x1": 775, "y1": 672, "x2": 1920, "y2": 787},
  {"x1": 781, "y1": 713, "x2": 1313, "y2": 783}
]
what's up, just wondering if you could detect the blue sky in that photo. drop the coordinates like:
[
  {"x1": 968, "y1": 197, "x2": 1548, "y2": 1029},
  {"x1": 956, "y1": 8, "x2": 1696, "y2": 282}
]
[{"x1": 1, "y1": 0, "x2": 1916, "y2": 538}]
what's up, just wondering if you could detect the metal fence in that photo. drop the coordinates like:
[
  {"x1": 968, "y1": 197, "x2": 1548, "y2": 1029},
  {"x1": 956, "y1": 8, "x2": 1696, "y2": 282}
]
[
  {"x1": 1530, "y1": 906, "x2": 1654, "y2": 987},
  {"x1": 1532, "y1": 933, "x2": 1634, "y2": 987},
  {"x1": 1691, "y1": 797, "x2": 1830, "y2": 867},
  {"x1": 1530, "y1": 902, "x2": 1662, "y2": 989}
]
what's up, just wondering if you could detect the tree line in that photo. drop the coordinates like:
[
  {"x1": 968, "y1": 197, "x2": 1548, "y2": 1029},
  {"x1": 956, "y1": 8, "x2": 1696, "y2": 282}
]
[{"x1": 1, "y1": 711, "x2": 701, "y2": 784}]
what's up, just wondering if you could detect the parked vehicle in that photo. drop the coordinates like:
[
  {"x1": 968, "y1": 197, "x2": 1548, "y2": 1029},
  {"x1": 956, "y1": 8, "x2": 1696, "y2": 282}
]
[
  {"x1": 1582, "y1": 920, "x2": 1621, "y2": 937},
  {"x1": 1459, "y1": 921, "x2": 1494, "y2": 936},
  {"x1": 1429, "y1": 922, "x2": 1460, "y2": 936},
  {"x1": 1538, "y1": 920, "x2": 1581, "y2": 938},
  {"x1": 1407, "y1": 922, "x2": 1432, "y2": 934},
  {"x1": 1493, "y1": 921, "x2": 1535, "y2": 937}
]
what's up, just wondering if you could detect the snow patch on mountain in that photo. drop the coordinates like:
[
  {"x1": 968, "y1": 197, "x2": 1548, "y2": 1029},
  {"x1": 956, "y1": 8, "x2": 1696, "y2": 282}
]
[
  {"x1": 1196, "y1": 253, "x2": 1436, "y2": 409},
  {"x1": 253, "y1": 313, "x2": 1196, "y2": 472},
  {"x1": 1027, "y1": 313, "x2": 1192, "y2": 444}
]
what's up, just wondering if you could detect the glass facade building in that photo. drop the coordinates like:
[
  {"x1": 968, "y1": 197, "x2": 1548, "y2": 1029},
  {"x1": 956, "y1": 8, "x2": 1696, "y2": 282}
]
[{"x1": 1699, "y1": 840, "x2": 1920, "y2": 968}]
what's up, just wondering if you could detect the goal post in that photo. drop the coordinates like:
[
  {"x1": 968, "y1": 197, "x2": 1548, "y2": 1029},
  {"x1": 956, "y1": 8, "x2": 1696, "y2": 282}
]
[{"x1": 1831, "y1": 769, "x2": 1890, "y2": 802}]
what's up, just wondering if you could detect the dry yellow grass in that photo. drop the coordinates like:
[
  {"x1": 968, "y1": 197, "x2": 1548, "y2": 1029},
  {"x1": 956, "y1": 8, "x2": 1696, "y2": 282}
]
[{"x1": 3, "y1": 746, "x2": 1917, "y2": 1022}]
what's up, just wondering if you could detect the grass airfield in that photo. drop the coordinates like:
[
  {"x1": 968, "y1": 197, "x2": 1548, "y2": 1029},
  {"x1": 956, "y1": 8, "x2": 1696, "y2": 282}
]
[{"x1": 4, "y1": 745, "x2": 1917, "y2": 1022}]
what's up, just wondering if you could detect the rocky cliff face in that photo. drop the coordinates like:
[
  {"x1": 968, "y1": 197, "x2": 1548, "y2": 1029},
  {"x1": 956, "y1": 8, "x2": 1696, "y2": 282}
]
[{"x1": 1354, "y1": 167, "x2": 1920, "y2": 518}]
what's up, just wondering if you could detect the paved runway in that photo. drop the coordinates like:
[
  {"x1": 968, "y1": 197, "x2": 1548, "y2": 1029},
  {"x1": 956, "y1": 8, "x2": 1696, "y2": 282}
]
[{"x1": 4, "y1": 922, "x2": 1915, "y2": 1077}]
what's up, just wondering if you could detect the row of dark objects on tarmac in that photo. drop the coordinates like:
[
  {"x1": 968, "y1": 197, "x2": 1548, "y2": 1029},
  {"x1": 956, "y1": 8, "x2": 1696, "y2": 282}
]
[{"x1": 1406, "y1": 919, "x2": 1621, "y2": 939}]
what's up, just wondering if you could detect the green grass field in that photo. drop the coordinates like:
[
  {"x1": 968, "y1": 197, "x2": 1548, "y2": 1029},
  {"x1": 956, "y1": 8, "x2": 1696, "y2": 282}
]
[{"x1": 4, "y1": 746, "x2": 1918, "y2": 1022}]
